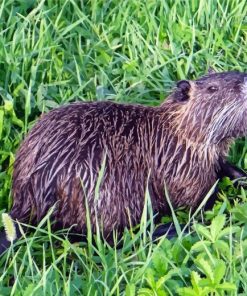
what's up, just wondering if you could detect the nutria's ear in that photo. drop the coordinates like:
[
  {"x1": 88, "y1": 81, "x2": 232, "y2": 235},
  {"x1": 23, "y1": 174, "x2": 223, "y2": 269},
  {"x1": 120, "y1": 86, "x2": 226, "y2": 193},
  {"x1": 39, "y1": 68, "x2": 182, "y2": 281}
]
[
  {"x1": 177, "y1": 80, "x2": 191, "y2": 91},
  {"x1": 173, "y1": 80, "x2": 191, "y2": 102}
]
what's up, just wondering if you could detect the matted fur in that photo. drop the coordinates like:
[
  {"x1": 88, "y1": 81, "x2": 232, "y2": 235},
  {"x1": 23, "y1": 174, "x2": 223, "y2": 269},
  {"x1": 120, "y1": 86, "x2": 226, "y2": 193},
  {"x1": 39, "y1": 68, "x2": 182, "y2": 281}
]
[{"x1": 11, "y1": 71, "x2": 247, "y2": 236}]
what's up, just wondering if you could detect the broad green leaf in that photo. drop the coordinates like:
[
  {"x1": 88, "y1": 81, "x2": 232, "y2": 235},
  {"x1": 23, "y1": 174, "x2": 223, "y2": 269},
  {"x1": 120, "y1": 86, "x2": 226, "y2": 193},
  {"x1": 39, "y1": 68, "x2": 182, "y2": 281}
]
[
  {"x1": 214, "y1": 240, "x2": 230, "y2": 258},
  {"x1": 217, "y1": 226, "x2": 240, "y2": 239},
  {"x1": 194, "y1": 224, "x2": 212, "y2": 241},
  {"x1": 213, "y1": 260, "x2": 226, "y2": 284},
  {"x1": 196, "y1": 258, "x2": 214, "y2": 282},
  {"x1": 152, "y1": 250, "x2": 168, "y2": 274},
  {"x1": 216, "y1": 282, "x2": 236, "y2": 291},
  {"x1": 177, "y1": 287, "x2": 198, "y2": 296},
  {"x1": 210, "y1": 215, "x2": 226, "y2": 241},
  {"x1": 191, "y1": 271, "x2": 201, "y2": 289},
  {"x1": 191, "y1": 240, "x2": 211, "y2": 252}
]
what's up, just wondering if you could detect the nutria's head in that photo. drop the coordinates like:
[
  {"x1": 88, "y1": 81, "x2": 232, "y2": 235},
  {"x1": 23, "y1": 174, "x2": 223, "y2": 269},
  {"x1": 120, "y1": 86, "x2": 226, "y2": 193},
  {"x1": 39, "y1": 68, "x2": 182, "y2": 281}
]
[{"x1": 165, "y1": 71, "x2": 247, "y2": 145}]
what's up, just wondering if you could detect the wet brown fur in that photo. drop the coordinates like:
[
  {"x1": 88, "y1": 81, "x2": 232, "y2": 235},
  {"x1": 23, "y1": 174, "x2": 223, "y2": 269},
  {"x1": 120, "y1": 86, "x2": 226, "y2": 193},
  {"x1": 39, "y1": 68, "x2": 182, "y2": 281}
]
[{"x1": 11, "y1": 71, "x2": 247, "y2": 237}]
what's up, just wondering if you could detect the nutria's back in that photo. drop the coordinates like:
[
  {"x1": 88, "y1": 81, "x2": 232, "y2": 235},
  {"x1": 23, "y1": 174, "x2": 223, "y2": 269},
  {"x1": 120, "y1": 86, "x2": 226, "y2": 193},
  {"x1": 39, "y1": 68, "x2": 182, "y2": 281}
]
[
  {"x1": 11, "y1": 102, "x2": 165, "y2": 235},
  {"x1": 10, "y1": 71, "x2": 247, "y2": 237}
]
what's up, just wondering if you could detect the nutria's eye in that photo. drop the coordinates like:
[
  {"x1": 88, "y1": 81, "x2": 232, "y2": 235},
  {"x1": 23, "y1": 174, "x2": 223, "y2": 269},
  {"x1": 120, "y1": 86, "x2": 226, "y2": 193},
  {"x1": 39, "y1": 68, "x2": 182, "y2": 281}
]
[{"x1": 207, "y1": 85, "x2": 218, "y2": 92}]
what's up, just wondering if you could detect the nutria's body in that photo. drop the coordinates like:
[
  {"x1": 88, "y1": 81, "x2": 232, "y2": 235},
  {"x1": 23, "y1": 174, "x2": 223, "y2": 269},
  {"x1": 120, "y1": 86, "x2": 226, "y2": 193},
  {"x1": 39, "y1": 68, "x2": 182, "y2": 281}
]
[{"x1": 5, "y1": 71, "x2": 247, "y2": 243}]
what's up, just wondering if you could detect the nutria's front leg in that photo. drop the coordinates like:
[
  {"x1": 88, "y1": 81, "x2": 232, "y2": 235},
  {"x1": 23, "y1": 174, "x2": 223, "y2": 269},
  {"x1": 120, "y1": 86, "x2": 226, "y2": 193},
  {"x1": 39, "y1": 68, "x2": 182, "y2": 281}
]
[
  {"x1": 218, "y1": 157, "x2": 247, "y2": 180},
  {"x1": 153, "y1": 159, "x2": 247, "y2": 240},
  {"x1": 205, "y1": 158, "x2": 247, "y2": 210}
]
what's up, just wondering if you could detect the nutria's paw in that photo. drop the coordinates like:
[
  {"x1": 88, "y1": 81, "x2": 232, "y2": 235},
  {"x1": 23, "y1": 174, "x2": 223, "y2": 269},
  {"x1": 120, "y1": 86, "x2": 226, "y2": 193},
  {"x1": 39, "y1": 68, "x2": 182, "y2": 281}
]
[
  {"x1": 219, "y1": 158, "x2": 247, "y2": 180},
  {"x1": 152, "y1": 223, "x2": 188, "y2": 240}
]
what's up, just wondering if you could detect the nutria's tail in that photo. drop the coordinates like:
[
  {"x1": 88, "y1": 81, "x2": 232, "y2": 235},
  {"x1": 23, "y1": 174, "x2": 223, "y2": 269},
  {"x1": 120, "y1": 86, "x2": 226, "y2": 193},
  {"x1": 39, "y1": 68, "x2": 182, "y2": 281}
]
[{"x1": 0, "y1": 223, "x2": 21, "y2": 255}]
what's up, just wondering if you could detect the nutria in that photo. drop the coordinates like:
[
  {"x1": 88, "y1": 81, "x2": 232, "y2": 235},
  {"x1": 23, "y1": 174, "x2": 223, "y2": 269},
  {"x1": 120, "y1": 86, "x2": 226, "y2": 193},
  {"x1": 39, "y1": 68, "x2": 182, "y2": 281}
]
[{"x1": 1, "y1": 71, "x2": 247, "y2": 252}]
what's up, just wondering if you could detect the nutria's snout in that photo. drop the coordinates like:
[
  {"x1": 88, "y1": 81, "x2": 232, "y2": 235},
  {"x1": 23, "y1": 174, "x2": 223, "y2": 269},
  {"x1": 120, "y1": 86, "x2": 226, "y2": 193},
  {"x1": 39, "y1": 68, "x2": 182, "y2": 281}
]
[{"x1": 7, "y1": 70, "x2": 247, "y2": 242}]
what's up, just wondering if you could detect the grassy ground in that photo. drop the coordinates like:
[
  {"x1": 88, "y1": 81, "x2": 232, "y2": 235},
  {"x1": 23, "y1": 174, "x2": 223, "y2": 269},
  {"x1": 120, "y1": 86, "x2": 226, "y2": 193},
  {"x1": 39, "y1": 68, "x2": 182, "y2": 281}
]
[{"x1": 0, "y1": 0, "x2": 247, "y2": 295}]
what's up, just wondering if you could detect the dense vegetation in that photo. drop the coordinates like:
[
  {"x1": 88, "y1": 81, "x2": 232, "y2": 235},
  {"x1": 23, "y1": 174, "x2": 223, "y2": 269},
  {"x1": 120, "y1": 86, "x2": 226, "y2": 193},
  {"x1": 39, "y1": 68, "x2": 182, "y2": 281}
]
[{"x1": 0, "y1": 0, "x2": 247, "y2": 295}]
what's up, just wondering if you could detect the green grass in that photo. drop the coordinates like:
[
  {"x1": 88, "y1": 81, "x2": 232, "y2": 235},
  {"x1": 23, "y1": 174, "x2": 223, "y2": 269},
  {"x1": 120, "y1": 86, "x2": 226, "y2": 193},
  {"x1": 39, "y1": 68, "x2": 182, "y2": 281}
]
[{"x1": 0, "y1": 0, "x2": 247, "y2": 295}]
